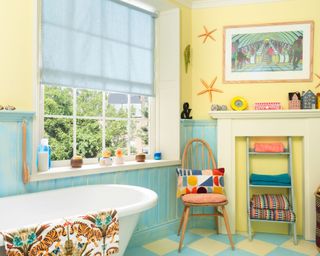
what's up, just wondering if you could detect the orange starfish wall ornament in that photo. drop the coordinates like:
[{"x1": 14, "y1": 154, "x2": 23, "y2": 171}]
[
  {"x1": 198, "y1": 26, "x2": 216, "y2": 43},
  {"x1": 197, "y1": 77, "x2": 223, "y2": 102},
  {"x1": 314, "y1": 73, "x2": 320, "y2": 88}
]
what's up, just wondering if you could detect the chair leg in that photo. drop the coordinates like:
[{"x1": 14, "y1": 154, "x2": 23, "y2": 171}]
[
  {"x1": 178, "y1": 206, "x2": 190, "y2": 252},
  {"x1": 222, "y1": 206, "x2": 234, "y2": 250},
  {"x1": 178, "y1": 206, "x2": 187, "y2": 236},
  {"x1": 214, "y1": 206, "x2": 219, "y2": 234}
]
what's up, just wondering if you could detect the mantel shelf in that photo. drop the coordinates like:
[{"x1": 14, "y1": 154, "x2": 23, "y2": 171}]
[{"x1": 209, "y1": 109, "x2": 320, "y2": 119}]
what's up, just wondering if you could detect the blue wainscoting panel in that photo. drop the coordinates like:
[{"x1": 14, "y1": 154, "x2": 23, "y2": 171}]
[
  {"x1": 0, "y1": 115, "x2": 218, "y2": 248},
  {"x1": 0, "y1": 112, "x2": 34, "y2": 197},
  {"x1": 180, "y1": 119, "x2": 218, "y2": 230}
]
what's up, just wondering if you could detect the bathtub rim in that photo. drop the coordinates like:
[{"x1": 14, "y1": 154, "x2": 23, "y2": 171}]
[{"x1": 0, "y1": 184, "x2": 158, "y2": 218}]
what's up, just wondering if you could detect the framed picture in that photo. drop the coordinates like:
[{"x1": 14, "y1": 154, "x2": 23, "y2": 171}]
[{"x1": 223, "y1": 21, "x2": 314, "y2": 83}]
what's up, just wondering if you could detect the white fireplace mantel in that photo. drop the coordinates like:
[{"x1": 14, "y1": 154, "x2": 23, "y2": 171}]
[{"x1": 210, "y1": 109, "x2": 320, "y2": 240}]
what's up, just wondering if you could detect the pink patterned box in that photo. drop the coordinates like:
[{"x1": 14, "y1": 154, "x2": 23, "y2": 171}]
[{"x1": 254, "y1": 102, "x2": 281, "y2": 110}]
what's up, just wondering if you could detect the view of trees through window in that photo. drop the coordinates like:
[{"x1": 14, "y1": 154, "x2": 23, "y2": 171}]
[{"x1": 43, "y1": 85, "x2": 150, "y2": 161}]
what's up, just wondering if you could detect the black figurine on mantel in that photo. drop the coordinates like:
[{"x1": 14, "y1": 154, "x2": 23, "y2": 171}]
[{"x1": 181, "y1": 102, "x2": 192, "y2": 119}]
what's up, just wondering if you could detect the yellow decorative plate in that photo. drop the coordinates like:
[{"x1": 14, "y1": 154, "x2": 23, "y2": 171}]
[{"x1": 231, "y1": 96, "x2": 248, "y2": 111}]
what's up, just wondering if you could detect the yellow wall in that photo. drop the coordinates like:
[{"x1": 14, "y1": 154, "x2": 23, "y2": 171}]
[
  {"x1": 170, "y1": 0, "x2": 193, "y2": 112},
  {"x1": 0, "y1": 0, "x2": 315, "y2": 235},
  {"x1": 191, "y1": 0, "x2": 320, "y2": 119},
  {"x1": 1, "y1": 0, "x2": 319, "y2": 113},
  {"x1": 171, "y1": 0, "x2": 318, "y2": 235},
  {"x1": 0, "y1": 0, "x2": 34, "y2": 110},
  {"x1": 179, "y1": 4, "x2": 192, "y2": 110},
  {"x1": 1, "y1": 0, "x2": 191, "y2": 113}
]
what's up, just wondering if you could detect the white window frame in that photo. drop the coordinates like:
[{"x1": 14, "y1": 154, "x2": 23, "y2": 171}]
[
  {"x1": 31, "y1": 0, "x2": 179, "y2": 181},
  {"x1": 39, "y1": 85, "x2": 155, "y2": 167}
]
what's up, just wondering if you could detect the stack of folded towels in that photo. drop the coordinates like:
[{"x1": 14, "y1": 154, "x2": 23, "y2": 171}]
[
  {"x1": 250, "y1": 173, "x2": 291, "y2": 186},
  {"x1": 250, "y1": 194, "x2": 295, "y2": 222},
  {"x1": 254, "y1": 143, "x2": 284, "y2": 153}
]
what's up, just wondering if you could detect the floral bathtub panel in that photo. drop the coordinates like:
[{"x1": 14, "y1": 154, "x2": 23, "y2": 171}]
[{"x1": 1, "y1": 210, "x2": 119, "y2": 256}]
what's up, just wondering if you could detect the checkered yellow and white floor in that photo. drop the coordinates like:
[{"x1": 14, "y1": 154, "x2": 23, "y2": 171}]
[{"x1": 124, "y1": 229, "x2": 320, "y2": 256}]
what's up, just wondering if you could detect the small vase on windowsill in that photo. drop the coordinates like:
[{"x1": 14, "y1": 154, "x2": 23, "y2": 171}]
[
  {"x1": 135, "y1": 153, "x2": 146, "y2": 162},
  {"x1": 114, "y1": 148, "x2": 124, "y2": 165},
  {"x1": 71, "y1": 155, "x2": 83, "y2": 168},
  {"x1": 114, "y1": 157, "x2": 124, "y2": 165},
  {"x1": 99, "y1": 150, "x2": 112, "y2": 166}
]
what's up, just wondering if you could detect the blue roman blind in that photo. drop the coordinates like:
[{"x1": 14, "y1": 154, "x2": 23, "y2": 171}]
[{"x1": 41, "y1": 0, "x2": 155, "y2": 96}]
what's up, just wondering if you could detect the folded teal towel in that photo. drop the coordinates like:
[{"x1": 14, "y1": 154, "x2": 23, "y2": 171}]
[
  {"x1": 251, "y1": 181, "x2": 291, "y2": 186},
  {"x1": 250, "y1": 173, "x2": 291, "y2": 185}
]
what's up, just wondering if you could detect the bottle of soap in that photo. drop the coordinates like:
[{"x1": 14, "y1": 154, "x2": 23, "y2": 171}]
[{"x1": 37, "y1": 138, "x2": 51, "y2": 172}]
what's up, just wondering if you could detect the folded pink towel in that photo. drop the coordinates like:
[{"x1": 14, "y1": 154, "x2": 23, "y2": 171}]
[{"x1": 254, "y1": 143, "x2": 284, "y2": 152}]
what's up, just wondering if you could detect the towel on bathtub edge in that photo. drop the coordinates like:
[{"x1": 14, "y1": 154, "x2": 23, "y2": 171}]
[{"x1": 1, "y1": 209, "x2": 119, "y2": 256}]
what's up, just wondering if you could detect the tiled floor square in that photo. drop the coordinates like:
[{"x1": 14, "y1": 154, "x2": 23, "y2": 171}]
[
  {"x1": 266, "y1": 247, "x2": 308, "y2": 256},
  {"x1": 188, "y1": 237, "x2": 229, "y2": 256},
  {"x1": 124, "y1": 246, "x2": 158, "y2": 256},
  {"x1": 143, "y1": 238, "x2": 179, "y2": 255},
  {"x1": 236, "y1": 239, "x2": 277, "y2": 256},
  {"x1": 164, "y1": 247, "x2": 207, "y2": 256},
  {"x1": 189, "y1": 228, "x2": 217, "y2": 237},
  {"x1": 167, "y1": 232, "x2": 203, "y2": 245},
  {"x1": 281, "y1": 239, "x2": 319, "y2": 256},
  {"x1": 125, "y1": 231, "x2": 320, "y2": 256},
  {"x1": 208, "y1": 233, "x2": 246, "y2": 245},
  {"x1": 253, "y1": 233, "x2": 291, "y2": 246},
  {"x1": 218, "y1": 247, "x2": 257, "y2": 256}
]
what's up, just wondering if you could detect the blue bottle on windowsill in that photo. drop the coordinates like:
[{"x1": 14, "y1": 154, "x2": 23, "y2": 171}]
[
  {"x1": 154, "y1": 152, "x2": 161, "y2": 160},
  {"x1": 37, "y1": 138, "x2": 51, "y2": 171}
]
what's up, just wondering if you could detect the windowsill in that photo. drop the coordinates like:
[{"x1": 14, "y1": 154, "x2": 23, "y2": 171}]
[{"x1": 30, "y1": 159, "x2": 181, "y2": 182}]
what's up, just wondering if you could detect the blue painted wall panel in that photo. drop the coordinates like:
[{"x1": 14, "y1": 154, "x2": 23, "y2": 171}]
[
  {"x1": 180, "y1": 119, "x2": 218, "y2": 229},
  {"x1": 0, "y1": 114, "x2": 218, "y2": 247}
]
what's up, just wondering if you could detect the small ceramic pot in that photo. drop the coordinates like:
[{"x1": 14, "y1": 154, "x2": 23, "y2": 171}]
[
  {"x1": 71, "y1": 158, "x2": 83, "y2": 168},
  {"x1": 135, "y1": 154, "x2": 146, "y2": 162}
]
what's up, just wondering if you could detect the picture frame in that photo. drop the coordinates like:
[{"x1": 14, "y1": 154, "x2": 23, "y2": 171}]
[{"x1": 223, "y1": 21, "x2": 314, "y2": 83}]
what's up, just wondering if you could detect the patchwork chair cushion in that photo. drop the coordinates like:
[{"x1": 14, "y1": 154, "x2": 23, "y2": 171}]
[
  {"x1": 176, "y1": 168, "x2": 225, "y2": 197},
  {"x1": 182, "y1": 193, "x2": 227, "y2": 204}
]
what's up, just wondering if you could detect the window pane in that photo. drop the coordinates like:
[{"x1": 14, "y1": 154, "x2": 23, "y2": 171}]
[
  {"x1": 130, "y1": 95, "x2": 149, "y2": 118},
  {"x1": 44, "y1": 85, "x2": 73, "y2": 116},
  {"x1": 130, "y1": 96, "x2": 149, "y2": 155},
  {"x1": 44, "y1": 117, "x2": 73, "y2": 160},
  {"x1": 77, "y1": 89, "x2": 102, "y2": 117},
  {"x1": 106, "y1": 120, "x2": 128, "y2": 155},
  {"x1": 106, "y1": 93, "x2": 128, "y2": 118},
  {"x1": 130, "y1": 119, "x2": 149, "y2": 155},
  {"x1": 76, "y1": 119, "x2": 102, "y2": 158}
]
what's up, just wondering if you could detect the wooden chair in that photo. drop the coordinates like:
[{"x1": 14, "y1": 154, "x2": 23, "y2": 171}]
[{"x1": 178, "y1": 138, "x2": 234, "y2": 252}]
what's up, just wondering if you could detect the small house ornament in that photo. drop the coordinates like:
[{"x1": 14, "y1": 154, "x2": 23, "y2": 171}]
[
  {"x1": 288, "y1": 92, "x2": 301, "y2": 109},
  {"x1": 301, "y1": 90, "x2": 317, "y2": 109}
]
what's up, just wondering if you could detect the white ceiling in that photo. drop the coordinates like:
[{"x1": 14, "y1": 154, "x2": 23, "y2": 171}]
[
  {"x1": 121, "y1": 0, "x2": 290, "y2": 12},
  {"x1": 119, "y1": 0, "x2": 176, "y2": 12},
  {"x1": 177, "y1": 0, "x2": 290, "y2": 9}
]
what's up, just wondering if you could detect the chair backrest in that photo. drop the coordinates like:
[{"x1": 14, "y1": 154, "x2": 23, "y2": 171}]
[{"x1": 181, "y1": 138, "x2": 217, "y2": 170}]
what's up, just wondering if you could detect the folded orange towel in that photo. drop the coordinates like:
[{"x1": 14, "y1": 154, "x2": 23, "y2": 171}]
[{"x1": 254, "y1": 143, "x2": 284, "y2": 152}]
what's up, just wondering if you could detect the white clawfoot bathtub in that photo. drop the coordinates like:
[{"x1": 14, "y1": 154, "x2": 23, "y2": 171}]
[{"x1": 0, "y1": 184, "x2": 158, "y2": 256}]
